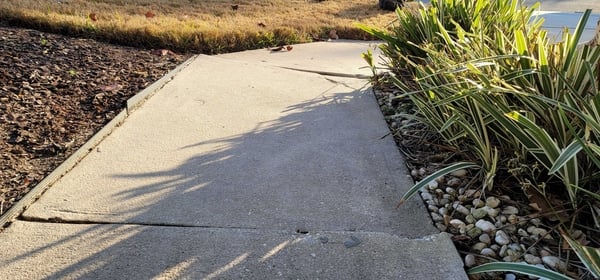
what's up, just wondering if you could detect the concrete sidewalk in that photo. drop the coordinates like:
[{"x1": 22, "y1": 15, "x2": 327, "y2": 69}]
[
  {"x1": 524, "y1": 0, "x2": 600, "y2": 12},
  {"x1": 524, "y1": 0, "x2": 600, "y2": 42},
  {"x1": 3, "y1": 2, "x2": 596, "y2": 278},
  {"x1": 0, "y1": 42, "x2": 467, "y2": 279},
  {"x1": 533, "y1": 11, "x2": 600, "y2": 43}
]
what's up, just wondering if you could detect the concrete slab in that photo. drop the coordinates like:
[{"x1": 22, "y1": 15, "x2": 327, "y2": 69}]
[
  {"x1": 0, "y1": 221, "x2": 466, "y2": 279},
  {"x1": 22, "y1": 54, "x2": 435, "y2": 238},
  {"x1": 532, "y1": 11, "x2": 600, "y2": 43},
  {"x1": 0, "y1": 40, "x2": 470, "y2": 279},
  {"x1": 523, "y1": 0, "x2": 600, "y2": 12},
  {"x1": 416, "y1": 1, "x2": 600, "y2": 43},
  {"x1": 216, "y1": 40, "x2": 381, "y2": 78}
]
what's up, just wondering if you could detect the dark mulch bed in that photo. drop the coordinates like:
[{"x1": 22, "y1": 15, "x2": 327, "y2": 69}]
[{"x1": 0, "y1": 22, "x2": 190, "y2": 217}]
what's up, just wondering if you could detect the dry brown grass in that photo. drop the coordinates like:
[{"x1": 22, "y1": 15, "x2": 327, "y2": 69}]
[{"x1": 0, "y1": 0, "x2": 417, "y2": 53}]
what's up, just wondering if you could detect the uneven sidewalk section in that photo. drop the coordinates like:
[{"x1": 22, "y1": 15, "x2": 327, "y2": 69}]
[
  {"x1": 0, "y1": 48, "x2": 467, "y2": 278},
  {"x1": 1, "y1": 221, "x2": 461, "y2": 279}
]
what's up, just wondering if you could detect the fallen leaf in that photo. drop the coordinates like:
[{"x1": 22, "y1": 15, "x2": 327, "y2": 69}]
[
  {"x1": 268, "y1": 46, "x2": 284, "y2": 52},
  {"x1": 20, "y1": 176, "x2": 31, "y2": 188},
  {"x1": 100, "y1": 84, "x2": 123, "y2": 92},
  {"x1": 524, "y1": 187, "x2": 569, "y2": 222},
  {"x1": 268, "y1": 46, "x2": 293, "y2": 52},
  {"x1": 132, "y1": 70, "x2": 148, "y2": 77},
  {"x1": 145, "y1": 11, "x2": 155, "y2": 18},
  {"x1": 151, "y1": 49, "x2": 174, "y2": 56}
]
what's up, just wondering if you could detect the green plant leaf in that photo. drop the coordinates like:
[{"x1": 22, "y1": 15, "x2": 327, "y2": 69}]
[
  {"x1": 568, "y1": 184, "x2": 600, "y2": 201},
  {"x1": 361, "y1": 49, "x2": 373, "y2": 68},
  {"x1": 504, "y1": 110, "x2": 559, "y2": 168},
  {"x1": 563, "y1": 234, "x2": 600, "y2": 278},
  {"x1": 468, "y1": 262, "x2": 575, "y2": 280},
  {"x1": 355, "y1": 23, "x2": 399, "y2": 46},
  {"x1": 548, "y1": 141, "x2": 583, "y2": 175},
  {"x1": 562, "y1": 9, "x2": 592, "y2": 73},
  {"x1": 397, "y1": 162, "x2": 478, "y2": 207}
]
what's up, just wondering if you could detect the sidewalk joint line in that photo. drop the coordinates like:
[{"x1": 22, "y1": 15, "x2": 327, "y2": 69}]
[{"x1": 18, "y1": 216, "x2": 264, "y2": 230}]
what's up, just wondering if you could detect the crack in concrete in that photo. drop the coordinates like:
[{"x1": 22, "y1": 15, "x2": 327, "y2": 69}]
[
  {"x1": 277, "y1": 66, "x2": 371, "y2": 79},
  {"x1": 17, "y1": 215, "x2": 446, "y2": 242},
  {"x1": 18, "y1": 215, "x2": 262, "y2": 230}
]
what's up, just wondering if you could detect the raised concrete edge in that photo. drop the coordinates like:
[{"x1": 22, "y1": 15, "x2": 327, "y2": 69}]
[
  {"x1": 0, "y1": 221, "x2": 467, "y2": 279},
  {"x1": 0, "y1": 55, "x2": 197, "y2": 229}
]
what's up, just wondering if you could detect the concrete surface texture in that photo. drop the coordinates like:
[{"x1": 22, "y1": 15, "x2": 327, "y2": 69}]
[
  {"x1": 218, "y1": 40, "x2": 381, "y2": 78},
  {"x1": 0, "y1": 42, "x2": 468, "y2": 279},
  {"x1": 1, "y1": 221, "x2": 461, "y2": 279},
  {"x1": 1, "y1": 3, "x2": 596, "y2": 279},
  {"x1": 532, "y1": 11, "x2": 600, "y2": 43},
  {"x1": 523, "y1": 0, "x2": 600, "y2": 43},
  {"x1": 524, "y1": 0, "x2": 600, "y2": 12}
]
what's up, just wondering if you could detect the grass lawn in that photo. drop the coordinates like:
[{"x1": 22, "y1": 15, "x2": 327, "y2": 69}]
[{"x1": 0, "y1": 0, "x2": 417, "y2": 53}]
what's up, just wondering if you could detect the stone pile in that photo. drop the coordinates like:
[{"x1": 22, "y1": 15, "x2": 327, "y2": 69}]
[
  {"x1": 372, "y1": 87, "x2": 585, "y2": 277},
  {"x1": 414, "y1": 168, "x2": 580, "y2": 275}
]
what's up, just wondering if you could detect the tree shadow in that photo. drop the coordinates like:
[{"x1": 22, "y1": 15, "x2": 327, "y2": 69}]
[{"x1": 0, "y1": 66, "x2": 435, "y2": 278}]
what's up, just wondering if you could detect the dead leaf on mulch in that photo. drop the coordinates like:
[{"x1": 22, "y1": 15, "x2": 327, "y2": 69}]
[
  {"x1": 151, "y1": 49, "x2": 176, "y2": 56},
  {"x1": 524, "y1": 187, "x2": 569, "y2": 222},
  {"x1": 99, "y1": 84, "x2": 123, "y2": 92}
]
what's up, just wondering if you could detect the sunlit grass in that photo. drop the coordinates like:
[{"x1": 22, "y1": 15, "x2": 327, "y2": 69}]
[{"x1": 0, "y1": 0, "x2": 417, "y2": 53}]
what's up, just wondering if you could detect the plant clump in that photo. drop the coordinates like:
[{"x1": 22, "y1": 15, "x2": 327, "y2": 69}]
[{"x1": 360, "y1": 0, "x2": 600, "y2": 279}]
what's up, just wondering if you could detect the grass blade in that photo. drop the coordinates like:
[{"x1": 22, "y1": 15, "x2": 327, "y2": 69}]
[
  {"x1": 563, "y1": 234, "x2": 600, "y2": 278},
  {"x1": 397, "y1": 162, "x2": 478, "y2": 207},
  {"x1": 548, "y1": 141, "x2": 583, "y2": 175},
  {"x1": 563, "y1": 10, "x2": 592, "y2": 72},
  {"x1": 468, "y1": 262, "x2": 575, "y2": 280}
]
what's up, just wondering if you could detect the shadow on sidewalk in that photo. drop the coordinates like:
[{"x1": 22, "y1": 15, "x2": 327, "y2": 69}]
[{"x1": 0, "y1": 75, "x2": 434, "y2": 278}]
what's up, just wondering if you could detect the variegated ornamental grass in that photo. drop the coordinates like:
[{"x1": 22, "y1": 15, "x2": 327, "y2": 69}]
[{"x1": 360, "y1": 0, "x2": 600, "y2": 278}]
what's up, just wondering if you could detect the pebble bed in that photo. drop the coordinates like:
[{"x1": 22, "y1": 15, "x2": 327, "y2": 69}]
[
  {"x1": 373, "y1": 85, "x2": 589, "y2": 279},
  {"x1": 416, "y1": 169, "x2": 571, "y2": 274}
]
